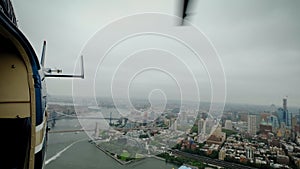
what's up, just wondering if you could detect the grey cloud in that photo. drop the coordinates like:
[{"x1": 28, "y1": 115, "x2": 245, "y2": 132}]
[{"x1": 12, "y1": 0, "x2": 300, "y2": 107}]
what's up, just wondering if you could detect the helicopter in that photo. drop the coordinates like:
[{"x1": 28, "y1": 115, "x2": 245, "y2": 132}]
[{"x1": 0, "y1": 0, "x2": 193, "y2": 168}]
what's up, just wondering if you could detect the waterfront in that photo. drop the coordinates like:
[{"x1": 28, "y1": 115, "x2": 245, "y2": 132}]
[{"x1": 45, "y1": 119, "x2": 178, "y2": 169}]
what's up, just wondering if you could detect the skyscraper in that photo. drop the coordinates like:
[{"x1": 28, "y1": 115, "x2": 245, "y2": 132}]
[
  {"x1": 277, "y1": 96, "x2": 290, "y2": 127},
  {"x1": 277, "y1": 108, "x2": 285, "y2": 124},
  {"x1": 198, "y1": 118, "x2": 205, "y2": 143},
  {"x1": 283, "y1": 96, "x2": 290, "y2": 126},
  {"x1": 283, "y1": 96, "x2": 287, "y2": 110},
  {"x1": 248, "y1": 115, "x2": 257, "y2": 135}
]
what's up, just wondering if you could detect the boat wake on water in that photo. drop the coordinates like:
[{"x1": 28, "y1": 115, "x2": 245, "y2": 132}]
[{"x1": 45, "y1": 138, "x2": 87, "y2": 165}]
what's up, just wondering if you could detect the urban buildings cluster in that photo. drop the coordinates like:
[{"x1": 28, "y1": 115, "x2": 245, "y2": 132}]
[
  {"x1": 52, "y1": 96, "x2": 300, "y2": 168},
  {"x1": 174, "y1": 97, "x2": 300, "y2": 168}
]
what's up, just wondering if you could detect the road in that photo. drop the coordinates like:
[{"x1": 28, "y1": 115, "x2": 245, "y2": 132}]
[{"x1": 172, "y1": 150, "x2": 258, "y2": 169}]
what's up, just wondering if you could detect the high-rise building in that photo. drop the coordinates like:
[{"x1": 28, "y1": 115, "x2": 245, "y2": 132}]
[
  {"x1": 205, "y1": 118, "x2": 214, "y2": 135},
  {"x1": 277, "y1": 108, "x2": 285, "y2": 124},
  {"x1": 239, "y1": 112, "x2": 248, "y2": 122},
  {"x1": 170, "y1": 118, "x2": 177, "y2": 131},
  {"x1": 277, "y1": 96, "x2": 290, "y2": 127},
  {"x1": 198, "y1": 118, "x2": 205, "y2": 135},
  {"x1": 296, "y1": 114, "x2": 300, "y2": 125},
  {"x1": 292, "y1": 116, "x2": 297, "y2": 129},
  {"x1": 224, "y1": 120, "x2": 233, "y2": 130},
  {"x1": 283, "y1": 96, "x2": 290, "y2": 126},
  {"x1": 283, "y1": 96, "x2": 287, "y2": 110},
  {"x1": 198, "y1": 118, "x2": 206, "y2": 143},
  {"x1": 248, "y1": 115, "x2": 257, "y2": 135},
  {"x1": 267, "y1": 115, "x2": 279, "y2": 132}
]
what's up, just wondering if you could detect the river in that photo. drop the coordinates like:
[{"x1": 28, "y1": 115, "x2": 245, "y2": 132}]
[{"x1": 44, "y1": 119, "x2": 178, "y2": 169}]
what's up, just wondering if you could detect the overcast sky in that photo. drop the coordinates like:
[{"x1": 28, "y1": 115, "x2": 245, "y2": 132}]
[{"x1": 13, "y1": 0, "x2": 300, "y2": 107}]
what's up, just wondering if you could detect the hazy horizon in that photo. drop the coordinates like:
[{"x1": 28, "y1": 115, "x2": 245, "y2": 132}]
[{"x1": 48, "y1": 94, "x2": 300, "y2": 112}]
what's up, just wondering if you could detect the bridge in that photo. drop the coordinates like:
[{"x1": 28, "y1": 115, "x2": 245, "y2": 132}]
[
  {"x1": 49, "y1": 129, "x2": 85, "y2": 133},
  {"x1": 47, "y1": 112, "x2": 164, "y2": 133},
  {"x1": 48, "y1": 129, "x2": 95, "y2": 133},
  {"x1": 47, "y1": 111, "x2": 123, "y2": 128},
  {"x1": 48, "y1": 112, "x2": 121, "y2": 121}
]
